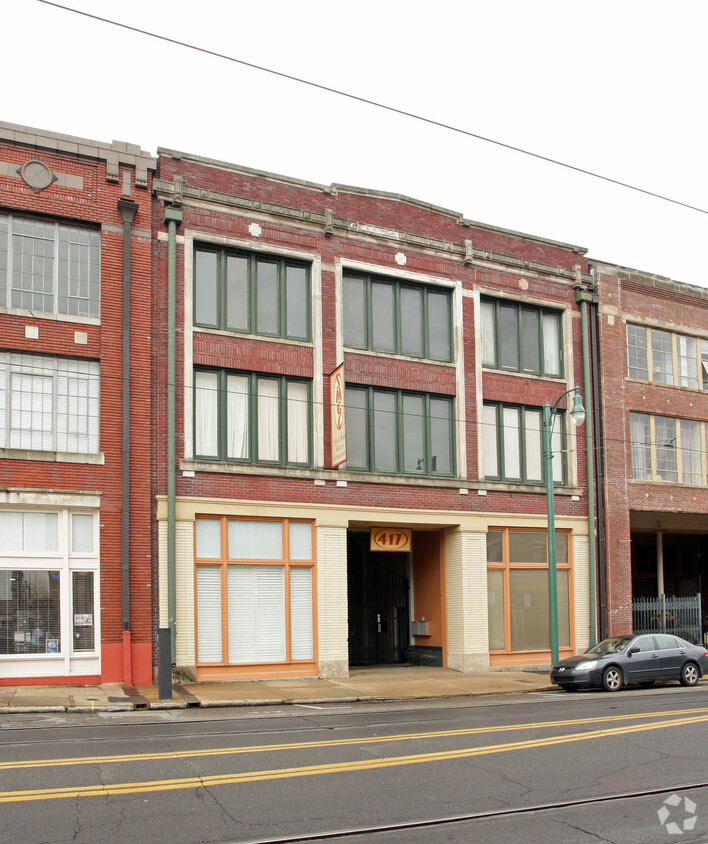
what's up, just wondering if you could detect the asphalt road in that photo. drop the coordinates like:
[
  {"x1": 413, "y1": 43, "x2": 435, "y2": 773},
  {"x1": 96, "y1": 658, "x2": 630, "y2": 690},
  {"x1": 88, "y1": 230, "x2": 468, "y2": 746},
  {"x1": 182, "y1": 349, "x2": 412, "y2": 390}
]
[{"x1": 1, "y1": 683, "x2": 707, "y2": 843}]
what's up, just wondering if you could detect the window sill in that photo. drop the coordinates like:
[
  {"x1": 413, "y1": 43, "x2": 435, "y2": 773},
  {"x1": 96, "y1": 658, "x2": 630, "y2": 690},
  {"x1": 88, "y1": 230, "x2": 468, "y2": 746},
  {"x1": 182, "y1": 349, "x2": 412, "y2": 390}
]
[
  {"x1": 0, "y1": 449, "x2": 105, "y2": 464},
  {"x1": 0, "y1": 306, "x2": 100, "y2": 325},
  {"x1": 479, "y1": 480, "x2": 583, "y2": 496}
]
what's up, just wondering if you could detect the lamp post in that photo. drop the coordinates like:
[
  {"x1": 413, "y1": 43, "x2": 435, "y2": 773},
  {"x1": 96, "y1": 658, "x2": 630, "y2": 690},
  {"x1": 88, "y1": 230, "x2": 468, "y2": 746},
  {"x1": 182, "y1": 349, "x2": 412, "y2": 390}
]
[{"x1": 543, "y1": 385, "x2": 586, "y2": 666}]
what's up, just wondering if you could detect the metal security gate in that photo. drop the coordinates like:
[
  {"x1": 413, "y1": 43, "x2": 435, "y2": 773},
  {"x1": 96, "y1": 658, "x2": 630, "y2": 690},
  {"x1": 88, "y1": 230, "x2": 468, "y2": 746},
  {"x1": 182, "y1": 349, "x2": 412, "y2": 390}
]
[
  {"x1": 347, "y1": 531, "x2": 410, "y2": 665},
  {"x1": 633, "y1": 594, "x2": 703, "y2": 644}
]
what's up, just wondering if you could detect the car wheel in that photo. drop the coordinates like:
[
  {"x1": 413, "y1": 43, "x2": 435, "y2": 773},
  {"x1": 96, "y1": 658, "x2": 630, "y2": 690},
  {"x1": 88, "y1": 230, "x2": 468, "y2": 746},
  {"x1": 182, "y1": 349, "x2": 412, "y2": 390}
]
[
  {"x1": 602, "y1": 666, "x2": 623, "y2": 692},
  {"x1": 680, "y1": 662, "x2": 699, "y2": 687}
]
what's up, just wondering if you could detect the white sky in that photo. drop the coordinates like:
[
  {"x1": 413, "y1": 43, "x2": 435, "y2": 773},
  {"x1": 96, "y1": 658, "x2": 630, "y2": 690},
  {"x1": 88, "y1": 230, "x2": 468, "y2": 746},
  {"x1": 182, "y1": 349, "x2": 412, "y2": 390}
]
[{"x1": 5, "y1": 0, "x2": 708, "y2": 287}]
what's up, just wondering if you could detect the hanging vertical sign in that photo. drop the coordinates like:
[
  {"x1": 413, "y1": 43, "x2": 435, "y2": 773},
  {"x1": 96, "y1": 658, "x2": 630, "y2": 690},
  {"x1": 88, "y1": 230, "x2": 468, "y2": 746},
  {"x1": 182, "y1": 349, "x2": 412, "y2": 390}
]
[{"x1": 330, "y1": 363, "x2": 347, "y2": 467}]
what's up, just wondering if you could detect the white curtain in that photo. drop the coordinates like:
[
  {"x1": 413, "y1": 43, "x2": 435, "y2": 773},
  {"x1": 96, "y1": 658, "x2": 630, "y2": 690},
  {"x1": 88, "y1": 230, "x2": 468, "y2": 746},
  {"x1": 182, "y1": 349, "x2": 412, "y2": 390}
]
[
  {"x1": 480, "y1": 301, "x2": 496, "y2": 366},
  {"x1": 503, "y1": 406, "x2": 520, "y2": 478},
  {"x1": 226, "y1": 375, "x2": 249, "y2": 459},
  {"x1": 195, "y1": 371, "x2": 219, "y2": 456},
  {"x1": 524, "y1": 409, "x2": 542, "y2": 482},
  {"x1": 542, "y1": 313, "x2": 561, "y2": 376},
  {"x1": 257, "y1": 378, "x2": 279, "y2": 461},
  {"x1": 482, "y1": 405, "x2": 499, "y2": 477},
  {"x1": 287, "y1": 381, "x2": 308, "y2": 463},
  {"x1": 630, "y1": 413, "x2": 651, "y2": 479}
]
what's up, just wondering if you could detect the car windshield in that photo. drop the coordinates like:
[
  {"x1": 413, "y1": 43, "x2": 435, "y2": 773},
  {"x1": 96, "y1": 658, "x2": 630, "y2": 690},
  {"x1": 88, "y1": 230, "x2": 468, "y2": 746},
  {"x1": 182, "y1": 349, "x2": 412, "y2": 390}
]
[{"x1": 584, "y1": 637, "x2": 634, "y2": 655}]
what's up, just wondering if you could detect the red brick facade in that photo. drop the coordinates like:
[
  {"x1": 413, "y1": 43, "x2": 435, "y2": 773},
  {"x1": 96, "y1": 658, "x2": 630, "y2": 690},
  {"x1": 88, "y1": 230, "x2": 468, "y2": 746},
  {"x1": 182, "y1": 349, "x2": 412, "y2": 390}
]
[
  {"x1": 0, "y1": 123, "x2": 155, "y2": 684},
  {"x1": 593, "y1": 263, "x2": 708, "y2": 637}
]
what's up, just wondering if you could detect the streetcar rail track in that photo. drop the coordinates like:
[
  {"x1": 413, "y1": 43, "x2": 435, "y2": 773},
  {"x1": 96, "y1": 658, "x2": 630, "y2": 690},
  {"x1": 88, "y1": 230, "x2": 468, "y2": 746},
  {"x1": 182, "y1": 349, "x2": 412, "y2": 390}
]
[{"x1": 234, "y1": 781, "x2": 708, "y2": 843}]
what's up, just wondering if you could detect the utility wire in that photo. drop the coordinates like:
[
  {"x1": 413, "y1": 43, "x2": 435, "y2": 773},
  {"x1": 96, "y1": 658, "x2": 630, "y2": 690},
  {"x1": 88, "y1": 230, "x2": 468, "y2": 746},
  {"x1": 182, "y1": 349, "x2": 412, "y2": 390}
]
[{"x1": 38, "y1": 0, "x2": 708, "y2": 217}]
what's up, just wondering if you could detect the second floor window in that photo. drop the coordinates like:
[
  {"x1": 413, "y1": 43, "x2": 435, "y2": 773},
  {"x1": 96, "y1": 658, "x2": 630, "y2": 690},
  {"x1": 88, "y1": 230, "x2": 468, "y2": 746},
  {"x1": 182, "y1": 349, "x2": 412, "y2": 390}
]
[
  {"x1": 345, "y1": 385, "x2": 454, "y2": 476},
  {"x1": 194, "y1": 245, "x2": 310, "y2": 341},
  {"x1": 194, "y1": 369, "x2": 311, "y2": 466},
  {"x1": 0, "y1": 353, "x2": 100, "y2": 454},
  {"x1": 627, "y1": 324, "x2": 707, "y2": 390},
  {"x1": 630, "y1": 412, "x2": 705, "y2": 484},
  {"x1": 481, "y1": 298, "x2": 563, "y2": 377},
  {"x1": 343, "y1": 271, "x2": 452, "y2": 361},
  {"x1": 0, "y1": 214, "x2": 100, "y2": 318},
  {"x1": 483, "y1": 402, "x2": 565, "y2": 484}
]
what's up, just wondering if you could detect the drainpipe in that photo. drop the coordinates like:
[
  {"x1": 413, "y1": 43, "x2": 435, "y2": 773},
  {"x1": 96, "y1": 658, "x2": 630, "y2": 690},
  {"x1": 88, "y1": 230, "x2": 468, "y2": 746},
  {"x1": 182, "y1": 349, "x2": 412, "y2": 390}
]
[
  {"x1": 576, "y1": 278, "x2": 598, "y2": 647},
  {"x1": 118, "y1": 197, "x2": 139, "y2": 684},
  {"x1": 164, "y1": 205, "x2": 183, "y2": 664}
]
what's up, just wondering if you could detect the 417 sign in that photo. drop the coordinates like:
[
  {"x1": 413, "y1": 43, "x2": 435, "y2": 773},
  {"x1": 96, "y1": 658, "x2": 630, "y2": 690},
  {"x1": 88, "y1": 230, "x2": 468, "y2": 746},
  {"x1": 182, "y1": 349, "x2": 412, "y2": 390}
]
[{"x1": 370, "y1": 528, "x2": 412, "y2": 552}]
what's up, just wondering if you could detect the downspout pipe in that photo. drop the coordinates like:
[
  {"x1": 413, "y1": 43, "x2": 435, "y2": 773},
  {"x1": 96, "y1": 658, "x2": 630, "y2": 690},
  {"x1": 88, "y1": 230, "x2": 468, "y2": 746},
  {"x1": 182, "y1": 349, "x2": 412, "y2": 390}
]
[
  {"x1": 576, "y1": 281, "x2": 598, "y2": 647},
  {"x1": 118, "y1": 197, "x2": 139, "y2": 684},
  {"x1": 165, "y1": 205, "x2": 183, "y2": 665},
  {"x1": 588, "y1": 283, "x2": 607, "y2": 640}
]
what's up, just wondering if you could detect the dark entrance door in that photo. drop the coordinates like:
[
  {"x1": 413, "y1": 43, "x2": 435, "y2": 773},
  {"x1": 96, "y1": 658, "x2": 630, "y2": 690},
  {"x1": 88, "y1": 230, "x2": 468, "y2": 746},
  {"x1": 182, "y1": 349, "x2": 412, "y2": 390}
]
[{"x1": 347, "y1": 530, "x2": 410, "y2": 665}]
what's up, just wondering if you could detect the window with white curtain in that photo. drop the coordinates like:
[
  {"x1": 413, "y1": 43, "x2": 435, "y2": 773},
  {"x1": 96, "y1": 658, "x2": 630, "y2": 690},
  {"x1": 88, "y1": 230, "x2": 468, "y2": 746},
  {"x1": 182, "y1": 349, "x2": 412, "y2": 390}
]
[
  {"x1": 630, "y1": 412, "x2": 707, "y2": 484},
  {"x1": 195, "y1": 517, "x2": 315, "y2": 668},
  {"x1": 484, "y1": 402, "x2": 564, "y2": 484},
  {"x1": 481, "y1": 298, "x2": 563, "y2": 377},
  {"x1": 194, "y1": 369, "x2": 311, "y2": 466},
  {"x1": 626, "y1": 324, "x2": 705, "y2": 390},
  {"x1": 0, "y1": 353, "x2": 100, "y2": 454}
]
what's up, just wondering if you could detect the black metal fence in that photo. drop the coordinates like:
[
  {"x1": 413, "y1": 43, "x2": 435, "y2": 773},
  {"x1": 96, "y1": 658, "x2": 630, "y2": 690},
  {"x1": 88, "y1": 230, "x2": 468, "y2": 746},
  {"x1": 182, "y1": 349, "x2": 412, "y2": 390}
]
[{"x1": 632, "y1": 594, "x2": 703, "y2": 644}]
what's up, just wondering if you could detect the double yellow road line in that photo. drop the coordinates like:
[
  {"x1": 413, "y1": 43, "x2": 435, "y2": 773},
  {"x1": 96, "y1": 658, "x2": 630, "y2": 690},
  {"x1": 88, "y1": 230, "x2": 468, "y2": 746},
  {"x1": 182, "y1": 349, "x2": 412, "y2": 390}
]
[{"x1": 2, "y1": 706, "x2": 707, "y2": 803}]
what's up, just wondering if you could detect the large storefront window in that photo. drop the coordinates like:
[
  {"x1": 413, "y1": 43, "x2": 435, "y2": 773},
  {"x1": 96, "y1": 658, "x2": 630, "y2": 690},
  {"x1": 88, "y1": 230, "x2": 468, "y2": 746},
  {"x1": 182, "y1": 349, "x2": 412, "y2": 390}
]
[
  {"x1": 195, "y1": 517, "x2": 315, "y2": 674},
  {"x1": 0, "y1": 509, "x2": 99, "y2": 671},
  {"x1": 487, "y1": 528, "x2": 571, "y2": 656}
]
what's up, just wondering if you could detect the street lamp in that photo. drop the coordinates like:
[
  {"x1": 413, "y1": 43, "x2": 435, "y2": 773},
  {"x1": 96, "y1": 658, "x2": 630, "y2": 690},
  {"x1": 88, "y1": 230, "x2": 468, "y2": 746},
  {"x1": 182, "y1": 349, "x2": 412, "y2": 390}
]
[{"x1": 543, "y1": 385, "x2": 586, "y2": 666}]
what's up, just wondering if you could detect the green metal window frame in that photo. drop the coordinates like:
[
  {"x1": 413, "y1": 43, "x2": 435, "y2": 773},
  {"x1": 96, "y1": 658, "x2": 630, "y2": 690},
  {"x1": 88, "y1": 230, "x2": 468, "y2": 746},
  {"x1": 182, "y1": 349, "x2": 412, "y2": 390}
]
[
  {"x1": 193, "y1": 244, "x2": 311, "y2": 341},
  {"x1": 194, "y1": 368, "x2": 312, "y2": 467},
  {"x1": 342, "y1": 270, "x2": 453, "y2": 361},
  {"x1": 345, "y1": 384, "x2": 455, "y2": 477},
  {"x1": 481, "y1": 297, "x2": 563, "y2": 377},
  {"x1": 484, "y1": 401, "x2": 567, "y2": 485}
]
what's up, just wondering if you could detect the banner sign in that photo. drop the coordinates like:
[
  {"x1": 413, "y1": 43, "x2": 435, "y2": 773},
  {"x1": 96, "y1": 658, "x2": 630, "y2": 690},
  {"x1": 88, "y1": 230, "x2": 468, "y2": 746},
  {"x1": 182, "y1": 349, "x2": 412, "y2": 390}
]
[
  {"x1": 330, "y1": 363, "x2": 347, "y2": 467},
  {"x1": 370, "y1": 527, "x2": 412, "y2": 552}
]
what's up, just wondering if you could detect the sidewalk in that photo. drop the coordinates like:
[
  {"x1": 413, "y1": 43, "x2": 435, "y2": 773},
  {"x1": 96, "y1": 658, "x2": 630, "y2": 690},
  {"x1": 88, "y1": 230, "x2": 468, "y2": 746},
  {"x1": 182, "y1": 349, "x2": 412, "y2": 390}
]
[{"x1": 0, "y1": 666, "x2": 554, "y2": 713}]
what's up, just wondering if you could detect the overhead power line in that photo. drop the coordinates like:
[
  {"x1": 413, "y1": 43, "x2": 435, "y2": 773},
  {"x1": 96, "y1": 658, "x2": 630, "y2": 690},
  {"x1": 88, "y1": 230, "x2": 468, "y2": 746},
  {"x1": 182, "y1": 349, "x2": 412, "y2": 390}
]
[{"x1": 39, "y1": 0, "x2": 708, "y2": 217}]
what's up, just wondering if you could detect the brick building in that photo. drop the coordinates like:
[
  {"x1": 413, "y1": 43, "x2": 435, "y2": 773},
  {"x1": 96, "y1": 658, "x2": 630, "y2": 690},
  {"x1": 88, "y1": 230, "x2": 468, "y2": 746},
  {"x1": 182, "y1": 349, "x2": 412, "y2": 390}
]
[
  {"x1": 153, "y1": 149, "x2": 596, "y2": 681},
  {"x1": 0, "y1": 122, "x2": 155, "y2": 684},
  {"x1": 592, "y1": 263, "x2": 708, "y2": 639}
]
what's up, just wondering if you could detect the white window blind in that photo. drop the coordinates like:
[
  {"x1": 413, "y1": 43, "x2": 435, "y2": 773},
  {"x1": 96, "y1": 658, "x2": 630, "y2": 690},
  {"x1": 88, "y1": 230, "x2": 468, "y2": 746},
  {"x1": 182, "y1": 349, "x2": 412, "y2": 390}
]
[
  {"x1": 287, "y1": 381, "x2": 308, "y2": 463},
  {"x1": 196, "y1": 567, "x2": 222, "y2": 662},
  {"x1": 227, "y1": 565, "x2": 285, "y2": 663},
  {"x1": 290, "y1": 568, "x2": 313, "y2": 660},
  {"x1": 257, "y1": 378, "x2": 279, "y2": 461}
]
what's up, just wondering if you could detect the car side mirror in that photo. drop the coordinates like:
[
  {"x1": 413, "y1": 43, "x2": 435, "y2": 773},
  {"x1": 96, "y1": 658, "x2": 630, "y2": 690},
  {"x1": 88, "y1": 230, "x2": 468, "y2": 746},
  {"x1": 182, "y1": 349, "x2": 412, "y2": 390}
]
[{"x1": 628, "y1": 647, "x2": 640, "y2": 655}]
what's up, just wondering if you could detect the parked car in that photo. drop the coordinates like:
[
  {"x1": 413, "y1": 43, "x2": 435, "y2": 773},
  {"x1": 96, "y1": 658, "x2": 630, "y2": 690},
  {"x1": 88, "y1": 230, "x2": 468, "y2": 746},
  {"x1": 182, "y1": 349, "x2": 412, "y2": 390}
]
[{"x1": 551, "y1": 634, "x2": 708, "y2": 692}]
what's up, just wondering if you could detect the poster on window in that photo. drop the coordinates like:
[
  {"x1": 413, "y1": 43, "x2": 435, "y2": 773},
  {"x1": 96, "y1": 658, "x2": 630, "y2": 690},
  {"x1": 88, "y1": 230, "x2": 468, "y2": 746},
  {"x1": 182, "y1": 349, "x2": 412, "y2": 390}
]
[{"x1": 330, "y1": 363, "x2": 347, "y2": 467}]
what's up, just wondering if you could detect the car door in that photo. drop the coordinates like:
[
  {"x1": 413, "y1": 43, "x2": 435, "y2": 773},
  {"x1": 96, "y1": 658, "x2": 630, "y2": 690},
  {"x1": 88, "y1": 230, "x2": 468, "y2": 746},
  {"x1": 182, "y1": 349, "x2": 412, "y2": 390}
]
[
  {"x1": 655, "y1": 634, "x2": 685, "y2": 680},
  {"x1": 624, "y1": 635, "x2": 661, "y2": 682}
]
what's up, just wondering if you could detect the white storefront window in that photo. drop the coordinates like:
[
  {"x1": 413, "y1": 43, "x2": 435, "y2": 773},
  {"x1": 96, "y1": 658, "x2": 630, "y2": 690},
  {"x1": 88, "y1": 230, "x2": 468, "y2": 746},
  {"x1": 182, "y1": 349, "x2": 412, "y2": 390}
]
[{"x1": 0, "y1": 508, "x2": 99, "y2": 678}]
